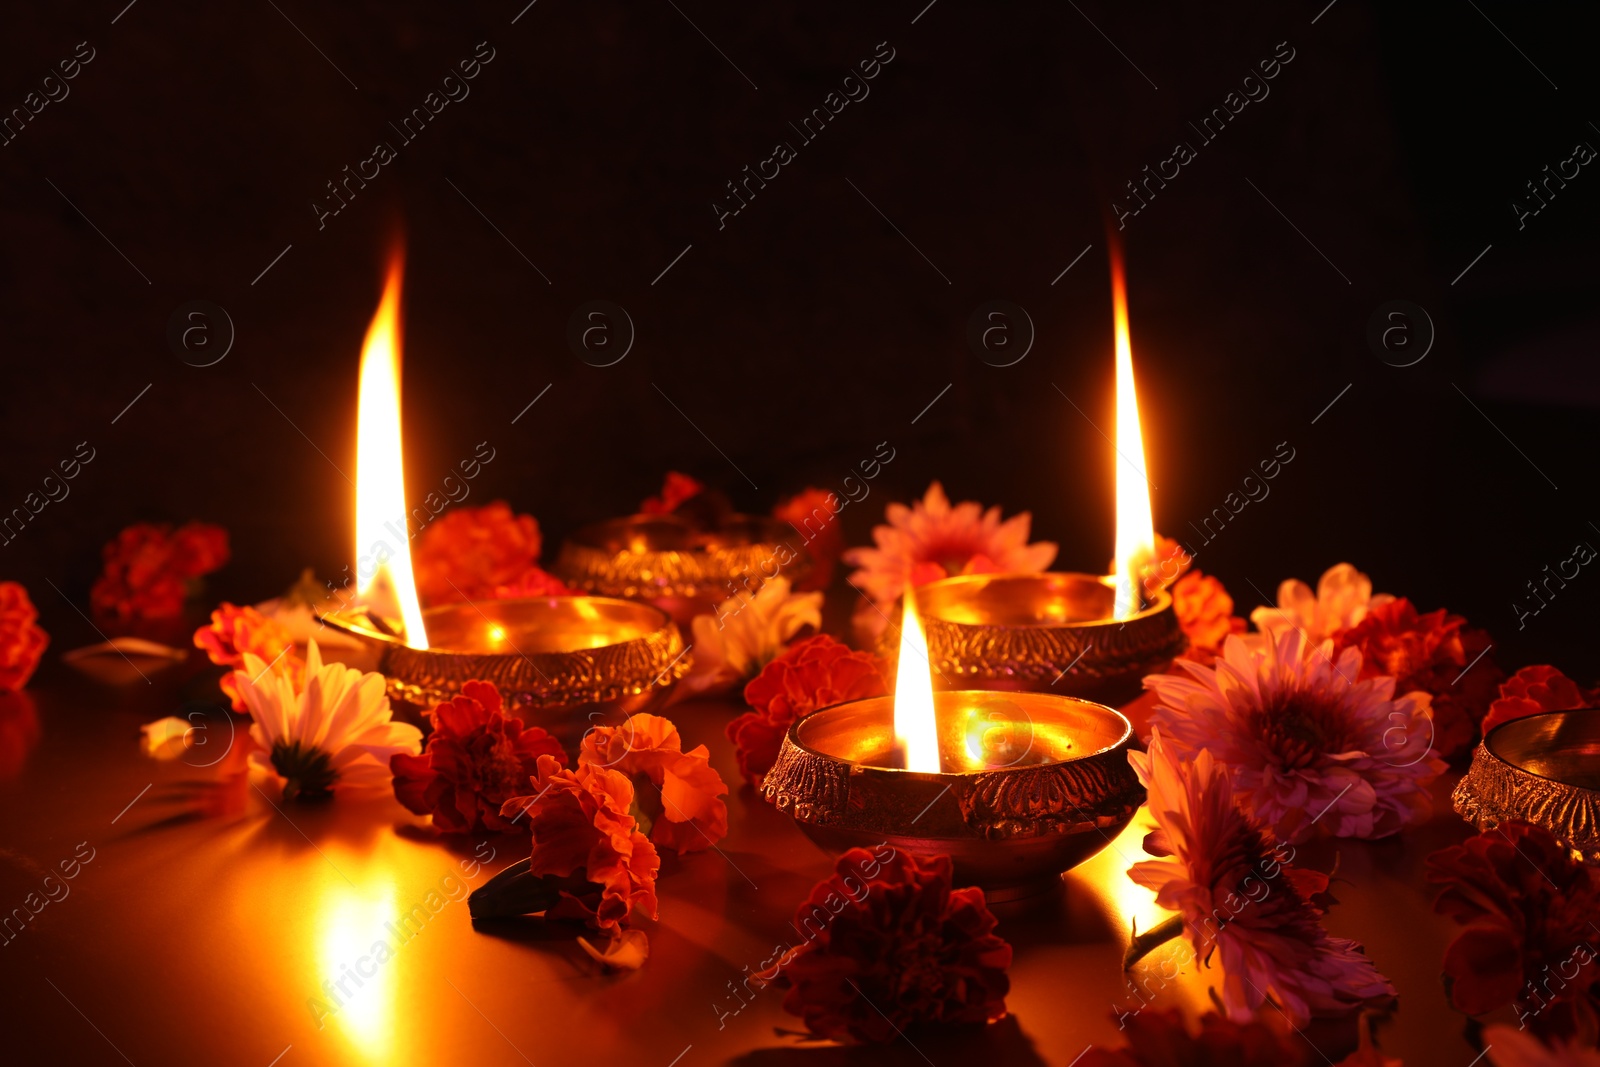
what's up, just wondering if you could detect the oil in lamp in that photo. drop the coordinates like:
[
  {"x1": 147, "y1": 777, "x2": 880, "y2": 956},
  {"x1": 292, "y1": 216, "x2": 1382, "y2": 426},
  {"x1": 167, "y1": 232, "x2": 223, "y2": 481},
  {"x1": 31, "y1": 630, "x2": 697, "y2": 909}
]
[
  {"x1": 763, "y1": 579, "x2": 1144, "y2": 899},
  {"x1": 888, "y1": 248, "x2": 1183, "y2": 704},
  {"x1": 320, "y1": 254, "x2": 690, "y2": 738}
]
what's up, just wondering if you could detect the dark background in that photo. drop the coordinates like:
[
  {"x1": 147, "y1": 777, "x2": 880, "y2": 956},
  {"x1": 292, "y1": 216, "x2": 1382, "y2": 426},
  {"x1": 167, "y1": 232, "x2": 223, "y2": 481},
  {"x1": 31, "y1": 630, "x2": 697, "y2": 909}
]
[{"x1": 1, "y1": 1, "x2": 1596, "y2": 675}]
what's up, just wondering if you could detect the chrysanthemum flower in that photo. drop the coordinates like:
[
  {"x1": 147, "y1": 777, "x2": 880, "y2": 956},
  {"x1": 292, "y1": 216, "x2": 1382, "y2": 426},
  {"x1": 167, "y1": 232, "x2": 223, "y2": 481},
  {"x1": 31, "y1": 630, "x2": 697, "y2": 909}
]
[
  {"x1": 1145, "y1": 630, "x2": 1445, "y2": 843},
  {"x1": 843, "y1": 481, "x2": 1057, "y2": 615},
  {"x1": 682, "y1": 576, "x2": 822, "y2": 697},
  {"x1": 391, "y1": 680, "x2": 566, "y2": 834},
  {"x1": 579, "y1": 712, "x2": 727, "y2": 854},
  {"x1": 412, "y1": 501, "x2": 542, "y2": 605},
  {"x1": 1250, "y1": 563, "x2": 1390, "y2": 644},
  {"x1": 1128, "y1": 729, "x2": 1396, "y2": 1026},
  {"x1": 233, "y1": 640, "x2": 421, "y2": 800}
]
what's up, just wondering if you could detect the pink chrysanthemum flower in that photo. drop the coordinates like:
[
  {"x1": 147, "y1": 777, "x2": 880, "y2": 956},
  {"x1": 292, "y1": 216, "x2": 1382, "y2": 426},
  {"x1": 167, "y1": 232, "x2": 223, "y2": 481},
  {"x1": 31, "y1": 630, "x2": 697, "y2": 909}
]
[
  {"x1": 843, "y1": 481, "x2": 1056, "y2": 614},
  {"x1": 1145, "y1": 629, "x2": 1445, "y2": 843},
  {"x1": 1128, "y1": 729, "x2": 1397, "y2": 1026}
]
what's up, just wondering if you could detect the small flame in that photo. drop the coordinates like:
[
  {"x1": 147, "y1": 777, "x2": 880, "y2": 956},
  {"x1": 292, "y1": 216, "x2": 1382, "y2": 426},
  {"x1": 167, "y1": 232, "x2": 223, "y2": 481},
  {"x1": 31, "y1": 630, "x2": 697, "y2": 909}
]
[
  {"x1": 354, "y1": 255, "x2": 429, "y2": 649},
  {"x1": 1110, "y1": 246, "x2": 1155, "y2": 619},
  {"x1": 893, "y1": 584, "x2": 942, "y2": 773}
]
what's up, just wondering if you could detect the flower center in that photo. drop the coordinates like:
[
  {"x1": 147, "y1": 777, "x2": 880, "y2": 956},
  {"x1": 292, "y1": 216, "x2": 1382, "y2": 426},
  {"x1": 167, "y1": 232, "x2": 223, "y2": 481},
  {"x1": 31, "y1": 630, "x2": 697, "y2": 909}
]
[
  {"x1": 1249, "y1": 691, "x2": 1354, "y2": 769},
  {"x1": 271, "y1": 740, "x2": 338, "y2": 800},
  {"x1": 472, "y1": 734, "x2": 529, "y2": 805}
]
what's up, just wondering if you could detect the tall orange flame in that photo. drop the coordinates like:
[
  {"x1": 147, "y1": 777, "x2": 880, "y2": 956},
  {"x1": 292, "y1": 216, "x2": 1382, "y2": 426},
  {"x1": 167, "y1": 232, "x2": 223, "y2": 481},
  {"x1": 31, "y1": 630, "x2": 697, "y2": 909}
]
[
  {"x1": 354, "y1": 255, "x2": 430, "y2": 649},
  {"x1": 893, "y1": 584, "x2": 942, "y2": 773},
  {"x1": 1110, "y1": 246, "x2": 1155, "y2": 619}
]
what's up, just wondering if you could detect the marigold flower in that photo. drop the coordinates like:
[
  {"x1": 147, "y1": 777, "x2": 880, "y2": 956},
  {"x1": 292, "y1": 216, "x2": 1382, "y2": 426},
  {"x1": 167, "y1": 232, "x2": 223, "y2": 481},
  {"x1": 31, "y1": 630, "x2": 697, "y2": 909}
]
[
  {"x1": 1170, "y1": 570, "x2": 1247, "y2": 664},
  {"x1": 778, "y1": 847, "x2": 1012, "y2": 1042},
  {"x1": 194, "y1": 602, "x2": 301, "y2": 712},
  {"x1": 640, "y1": 471, "x2": 705, "y2": 515},
  {"x1": 1427, "y1": 820, "x2": 1600, "y2": 1041},
  {"x1": 499, "y1": 755, "x2": 660, "y2": 934},
  {"x1": 391, "y1": 680, "x2": 567, "y2": 834},
  {"x1": 774, "y1": 487, "x2": 845, "y2": 590},
  {"x1": 1080, "y1": 1008, "x2": 1355, "y2": 1067},
  {"x1": 412, "y1": 501, "x2": 542, "y2": 605},
  {"x1": 0, "y1": 582, "x2": 49, "y2": 691},
  {"x1": 728, "y1": 635, "x2": 889, "y2": 789},
  {"x1": 90, "y1": 522, "x2": 229, "y2": 622},
  {"x1": 1333, "y1": 597, "x2": 1502, "y2": 759},
  {"x1": 579, "y1": 713, "x2": 727, "y2": 854},
  {"x1": 490, "y1": 566, "x2": 579, "y2": 600},
  {"x1": 1481, "y1": 665, "x2": 1596, "y2": 737}
]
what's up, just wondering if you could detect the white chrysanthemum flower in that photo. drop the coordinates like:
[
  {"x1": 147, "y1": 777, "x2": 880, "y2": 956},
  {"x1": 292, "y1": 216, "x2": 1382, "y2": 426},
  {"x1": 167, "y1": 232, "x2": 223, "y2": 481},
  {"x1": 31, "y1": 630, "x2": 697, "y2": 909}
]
[
  {"x1": 234, "y1": 639, "x2": 421, "y2": 800},
  {"x1": 682, "y1": 577, "x2": 822, "y2": 697},
  {"x1": 1145, "y1": 628, "x2": 1444, "y2": 843}
]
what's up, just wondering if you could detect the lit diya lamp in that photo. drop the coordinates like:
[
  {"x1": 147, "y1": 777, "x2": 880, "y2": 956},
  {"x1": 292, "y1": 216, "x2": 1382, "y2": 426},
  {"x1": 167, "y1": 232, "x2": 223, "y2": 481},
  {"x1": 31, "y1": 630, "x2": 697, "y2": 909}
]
[
  {"x1": 321, "y1": 254, "x2": 690, "y2": 737},
  {"x1": 554, "y1": 513, "x2": 813, "y2": 625},
  {"x1": 890, "y1": 248, "x2": 1183, "y2": 704},
  {"x1": 763, "y1": 583, "x2": 1144, "y2": 900}
]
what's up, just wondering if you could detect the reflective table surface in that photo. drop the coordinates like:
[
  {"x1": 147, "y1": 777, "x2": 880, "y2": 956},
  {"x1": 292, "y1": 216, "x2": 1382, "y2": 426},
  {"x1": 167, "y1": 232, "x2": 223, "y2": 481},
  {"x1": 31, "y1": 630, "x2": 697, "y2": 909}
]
[{"x1": 0, "y1": 665, "x2": 1482, "y2": 1066}]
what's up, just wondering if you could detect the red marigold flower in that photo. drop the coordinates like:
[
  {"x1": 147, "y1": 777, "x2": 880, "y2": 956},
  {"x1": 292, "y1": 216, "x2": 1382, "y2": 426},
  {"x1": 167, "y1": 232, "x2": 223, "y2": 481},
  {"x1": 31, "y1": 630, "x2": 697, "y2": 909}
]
[
  {"x1": 578, "y1": 712, "x2": 728, "y2": 855},
  {"x1": 90, "y1": 522, "x2": 230, "y2": 622},
  {"x1": 774, "y1": 487, "x2": 844, "y2": 590},
  {"x1": 1333, "y1": 598, "x2": 1503, "y2": 760},
  {"x1": 490, "y1": 565, "x2": 579, "y2": 600},
  {"x1": 778, "y1": 847, "x2": 1012, "y2": 1043},
  {"x1": 1170, "y1": 571, "x2": 1247, "y2": 665},
  {"x1": 640, "y1": 471, "x2": 705, "y2": 515},
  {"x1": 194, "y1": 602, "x2": 300, "y2": 712},
  {"x1": 1482, "y1": 665, "x2": 1595, "y2": 737},
  {"x1": 1426, "y1": 820, "x2": 1600, "y2": 1040},
  {"x1": 412, "y1": 501, "x2": 542, "y2": 606},
  {"x1": 499, "y1": 755, "x2": 660, "y2": 934},
  {"x1": 392, "y1": 680, "x2": 567, "y2": 834},
  {"x1": 0, "y1": 582, "x2": 49, "y2": 691},
  {"x1": 0, "y1": 692, "x2": 40, "y2": 780},
  {"x1": 1082, "y1": 1008, "x2": 1401, "y2": 1066},
  {"x1": 729, "y1": 635, "x2": 889, "y2": 789}
]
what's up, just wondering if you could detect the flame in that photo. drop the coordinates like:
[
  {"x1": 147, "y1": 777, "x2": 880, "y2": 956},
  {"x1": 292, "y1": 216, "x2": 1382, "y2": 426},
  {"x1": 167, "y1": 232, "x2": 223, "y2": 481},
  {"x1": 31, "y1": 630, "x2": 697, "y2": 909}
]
[
  {"x1": 1110, "y1": 247, "x2": 1155, "y2": 619},
  {"x1": 354, "y1": 256, "x2": 430, "y2": 649},
  {"x1": 893, "y1": 584, "x2": 942, "y2": 773}
]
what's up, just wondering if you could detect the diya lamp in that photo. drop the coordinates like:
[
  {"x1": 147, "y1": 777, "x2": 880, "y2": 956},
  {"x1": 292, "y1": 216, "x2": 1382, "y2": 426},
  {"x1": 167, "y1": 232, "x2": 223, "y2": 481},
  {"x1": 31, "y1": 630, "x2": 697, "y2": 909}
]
[
  {"x1": 554, "y1": 512, "x2": 813, "y2": 625},
  {"x1": 883, "y1": 249, "x2": 1183, "y2": 704},
  {"x1": 319, "y1": 254, "x2": 690, "y2": 744},
  {"x1": 1454, "y1": 708, "x2": 1600, "y2": 864},
  {"x1": 763, "y1": 582, "x2": 1145, "y2": 900}
]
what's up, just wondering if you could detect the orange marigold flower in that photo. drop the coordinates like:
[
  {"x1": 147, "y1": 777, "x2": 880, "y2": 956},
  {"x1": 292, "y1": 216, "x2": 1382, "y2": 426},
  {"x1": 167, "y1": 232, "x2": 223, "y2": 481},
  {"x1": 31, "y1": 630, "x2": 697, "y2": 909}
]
[
  {"x1": 392, "y1": 680, "x2": 566, "y2": 834},
  {"x1": 1481, "y1": 665, "x2": 1595, "y2": 737},
  {"x1": 412, "y1": 501, "x2": 542, "y2": 605},
  {"x1": 774, "y1": 487, "x2": 844, "y2": 590},
  {"x1": 491, "y1": 566, "x2": 579, "y2": 600},
  {"x1": 730, "y1": 635, "x2": 889, "y2": 789},
  {"x1": 579, "y1": 713, "x2": 728, "y2": 855},
  {"x1": 778, "y1": 847, "x2": 1012, "y2": 1043},
  {"x1": 91, "y1": 522, "x2": 230, "y2": 622},
  {"x1": 1333, "y1": 598, "x2": 1502, "y2": 760},
  {"x1": 1127, "y1": 533, "x2": 1193, "y2": 598},
  {"x1": 640, "y1": 471, "x2": 705, "y2": 515},
  {"x1": 1170, "y1": 570, "x2": 1246, "y2": 664},
  {"x1": 194, "y1": 602, "x2": 300, "y2": 712},
  {"x1": 500, "y1": 755, "x2": 660, "y2": 934},
  {"x1": 0, "y1": 582, "x2": 49, "y2": 691}
]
